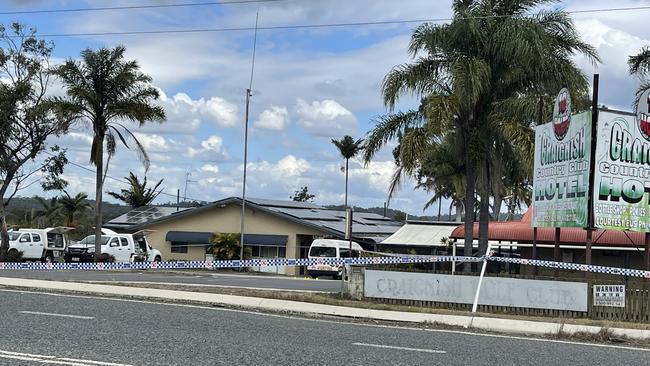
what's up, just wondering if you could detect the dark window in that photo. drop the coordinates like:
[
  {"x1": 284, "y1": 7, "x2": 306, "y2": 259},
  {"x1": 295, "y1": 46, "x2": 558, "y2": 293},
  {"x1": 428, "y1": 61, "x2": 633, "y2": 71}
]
[
  {"x1": 251, "y1": 246, "x2": 260, "y2": 257},
  {"x1": 19, "y1": 234, "x2": 31, "y2": 243},
  {"x1": 31, "y1": 234, "x2": 42, "y2": 242},
  {"x1": 309, "y1": 246, "x2": 336, "y2": 257},
  {"x1": 339, "y1": 249, "x2": 359, "y2": 258},
  {"x1": 109, "y1": 238, "x2": 120, "y2": 247},
  {"x1": 120, "y1": 238, "x2": 129, "y2": 247},
  {"x1": 603, "y1": 250, "x2": 621, "y2": 257},
  {"x1": 278, "y1": 247, "x2": 286, "y2": 258},
  {"x1": 171, "y1": 242, "x2": 188, "y2": 254}
]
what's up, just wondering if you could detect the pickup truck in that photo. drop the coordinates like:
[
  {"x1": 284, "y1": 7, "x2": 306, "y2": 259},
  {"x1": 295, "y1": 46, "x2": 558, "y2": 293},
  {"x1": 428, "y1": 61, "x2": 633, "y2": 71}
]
[
  {"x1": 5, "y1": 227, "x2": 72, "y2": 262},
  {"x1": 64, "y1": 229, "x2": 162, "y2": 263}
]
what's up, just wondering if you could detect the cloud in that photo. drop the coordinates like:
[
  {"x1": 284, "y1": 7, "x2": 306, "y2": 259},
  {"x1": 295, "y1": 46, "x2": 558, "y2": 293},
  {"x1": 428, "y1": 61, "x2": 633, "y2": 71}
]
[
  {"x1": 254, "y1": 106, "x2": 290, "y2": 130},
  {"x1": 186, "y1": 135, "x2": 229, "y2": 162},
  {"x1": 200, "y1": 164, "x2": 220, "y2": 174},
  {"x1": 295, "y1": 98, "x2": 358, "y2": 137}
]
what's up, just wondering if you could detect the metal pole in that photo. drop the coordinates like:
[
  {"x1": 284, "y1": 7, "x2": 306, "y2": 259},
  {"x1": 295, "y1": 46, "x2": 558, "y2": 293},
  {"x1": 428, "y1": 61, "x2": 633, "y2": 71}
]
[
  {"x1": 532, "y1": 227, "x2": 538, "y2": 276},
  {"x1": 452, "y1": 240, "x2": 456, "y2": 275},
  {"x1": 472, "y1": 242, "x2": 492, "y2": 313},
  {"x1": 176, "y1": 189, "x2": 180, "y2": 211},
  {"x1": 554, "y1": 227, "x2": 560, "y2": 278},
  {"x1": 586, "y1": 74, "x2": 599, "y2": 278},
  {"x1": 239, "y1": 89, "x2": 251, "y2": 265}
]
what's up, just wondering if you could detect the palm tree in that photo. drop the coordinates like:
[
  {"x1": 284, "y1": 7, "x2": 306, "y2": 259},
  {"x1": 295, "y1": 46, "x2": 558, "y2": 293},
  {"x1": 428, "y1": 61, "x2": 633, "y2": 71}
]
[
  {"x1": 364, "y1": 0, "x2": 598, "y2": 263},
  {"x1": 53, "y1": 46, "x2": 165, "y2": 261},
  {"x1": 108, "y1": 172, "x2": 164, "y2": 208},
  {"x1": 33, "y1": 197, "x2": 61, "y2": 228},
  {"x1": 58, "y1": 191, "x2": 92, "y2": 227},
  {"x1": 629, "y1": 47, "x2": 650, "y2": 105},
  {"x1": 331, "y1": 135, "x2": 364, "y2": 209},
  {"x1": 208, "y1": 233, "x2": 251, "y2": 260}
]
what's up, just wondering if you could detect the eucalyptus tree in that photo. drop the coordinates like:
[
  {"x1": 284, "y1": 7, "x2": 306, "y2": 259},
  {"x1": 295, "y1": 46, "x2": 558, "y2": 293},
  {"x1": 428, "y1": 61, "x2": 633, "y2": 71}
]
[
  {"x1": 365, "y1": 0, "x2": 598, "y2": 261},
  {"x1": 331, "y1": 135, "x2": 364, "y2": 209},
  {"x1": 0, "y1": 23, "x2": 70, "y2": 259},
  {"x1": 53, "y1": 46, "x2": 166, "y2": 260}
]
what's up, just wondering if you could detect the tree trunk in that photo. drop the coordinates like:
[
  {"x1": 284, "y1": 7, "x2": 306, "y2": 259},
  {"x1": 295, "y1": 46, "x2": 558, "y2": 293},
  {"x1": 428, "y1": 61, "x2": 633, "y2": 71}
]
[
  {"x1": 478, "y1": 159, "x2": 490, "y2": 256},
  {"x1": 454, "y1": 201, "x2": 463, "y2": 222},
  {"x1": 463, "y1": 156, "x2": 476, "y2": 272},
  {"x1": 94, "y1": 138, "x2": 104, "y2": 262},
  {"x1": 0, "y1": 203, "x2": 9, "y2": 260},
  {"x1": 492, "y1": 194, "x2": 502, "y2": 222},
  {"x1": 344, "y1": 158, "x2": 349, "y2": 209}
]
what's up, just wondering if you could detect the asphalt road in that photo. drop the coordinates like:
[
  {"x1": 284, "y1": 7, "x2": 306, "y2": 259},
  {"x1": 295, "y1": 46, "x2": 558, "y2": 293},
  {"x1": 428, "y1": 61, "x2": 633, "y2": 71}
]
[
  {"x1": 0, "y1": 289, "x2": 648, "y2": 366},
  {"x1": 0, "y1": 270, "x2": 341, "y2": 292}
]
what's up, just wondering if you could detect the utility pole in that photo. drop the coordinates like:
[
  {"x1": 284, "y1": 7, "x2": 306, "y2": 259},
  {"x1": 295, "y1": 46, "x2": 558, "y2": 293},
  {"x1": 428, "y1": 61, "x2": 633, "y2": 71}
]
[
  {"x1": 239, "y1": 10, "x2": 259, "y2": 266},
  {"x1": 183, "y1": 170, "x2": 196, "y2": 202}
]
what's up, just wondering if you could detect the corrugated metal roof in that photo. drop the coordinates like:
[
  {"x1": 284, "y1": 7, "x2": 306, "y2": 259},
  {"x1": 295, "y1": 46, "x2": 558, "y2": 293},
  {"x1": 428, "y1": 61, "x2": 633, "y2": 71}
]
[
  {"x1": 382, "y1": 223, "x2": 459, "y2": 246},
  {"x1": 449, "y1": 208, "x2": 646, "y2": 248}
]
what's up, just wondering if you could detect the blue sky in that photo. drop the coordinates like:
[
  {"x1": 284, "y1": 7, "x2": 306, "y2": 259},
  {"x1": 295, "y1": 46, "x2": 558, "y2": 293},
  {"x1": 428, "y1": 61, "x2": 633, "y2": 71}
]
[{"x1": 2, "y1": 0, "x2": 650, "y2": 216}]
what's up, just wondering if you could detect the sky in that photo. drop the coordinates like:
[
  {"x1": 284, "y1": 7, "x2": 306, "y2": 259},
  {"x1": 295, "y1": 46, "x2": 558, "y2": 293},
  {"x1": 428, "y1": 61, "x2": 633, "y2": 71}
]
[{"x1": 2, "y1": 0, "x2": 650, "y2": 216}]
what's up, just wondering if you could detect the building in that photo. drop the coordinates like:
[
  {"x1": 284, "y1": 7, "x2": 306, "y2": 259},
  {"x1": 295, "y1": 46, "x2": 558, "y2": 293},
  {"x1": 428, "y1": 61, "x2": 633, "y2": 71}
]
[
  {"x1": 105, "y1": 197, "x2": 401, "y2": 276},
  {"x1": 449, "y1": 209, "x2": 650, "y2": 277}
]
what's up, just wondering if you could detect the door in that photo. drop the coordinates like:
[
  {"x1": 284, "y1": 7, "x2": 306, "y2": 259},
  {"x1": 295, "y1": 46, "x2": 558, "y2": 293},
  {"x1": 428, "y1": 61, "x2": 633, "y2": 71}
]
[
  {"x1": 15, "y1": 233, "x2": 37, "y2": 259},
  {"x1": 29, "y1": 233, "x2": 45, "y2": 259},
  {"x1": 114, "y1": 237, "x2": 132, "y2": 262},
  {"x1": 105, "y1": 237, "x2": 123, "y2": 261}
]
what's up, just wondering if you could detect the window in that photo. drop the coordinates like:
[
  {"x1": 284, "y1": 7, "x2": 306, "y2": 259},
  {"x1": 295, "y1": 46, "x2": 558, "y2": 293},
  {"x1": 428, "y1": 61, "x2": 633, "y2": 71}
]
[
  {"x1": 31, "y1": 234, "x2": 41, "y2": 242},
  {"x1": 309, "y1": 246, "x2": 336, "y2": 257},
  {"x1": 261, "y1": 246, "x2": 276, "y2": 258},
  {"x1": 120, "y1": 238, "x2": 129, "y2": 247},
  {"x1": 251, "y1": 246, "x2": 260, "y2": 257},
  {"x1": 109, "y1": 238, "x2": 120, "y2": 247},
  {"x1": 171, "y1": 242, "x2": 188, "y2": 254},
  {"x1": 278, "y1": 247, "x2": 286, "y2": 258},
  {"x1": 19, "y1": 234, "x2": 31, "y2": 243},
  {"x1": 340, "y1": 249, "x2": 360, "y2": 258}
]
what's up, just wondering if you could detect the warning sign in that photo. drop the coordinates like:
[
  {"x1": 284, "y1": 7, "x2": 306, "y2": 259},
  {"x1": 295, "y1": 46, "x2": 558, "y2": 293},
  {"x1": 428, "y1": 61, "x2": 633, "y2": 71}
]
[{"x1": 593, "y1": 284, "x2": 625, "y2": 307}]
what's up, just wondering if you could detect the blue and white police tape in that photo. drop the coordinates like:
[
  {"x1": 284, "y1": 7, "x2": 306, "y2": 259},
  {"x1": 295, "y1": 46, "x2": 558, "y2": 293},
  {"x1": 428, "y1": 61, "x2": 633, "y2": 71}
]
[
  {"x1": 0, "y1": 255, "x2": 483, "y2": 271},
  {"x1": 487, "y1": 256, "x2": 650, "y2": 279}
]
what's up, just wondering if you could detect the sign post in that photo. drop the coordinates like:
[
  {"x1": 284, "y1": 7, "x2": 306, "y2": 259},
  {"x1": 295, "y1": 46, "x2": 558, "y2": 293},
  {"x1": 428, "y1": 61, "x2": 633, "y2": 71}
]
[{"x1": 586, "y1": 74, "x2": 600, "y2": 276}]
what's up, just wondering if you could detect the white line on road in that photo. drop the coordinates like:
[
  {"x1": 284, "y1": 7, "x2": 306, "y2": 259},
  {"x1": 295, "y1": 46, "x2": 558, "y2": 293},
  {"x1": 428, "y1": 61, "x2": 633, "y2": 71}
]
[
  {"x1": 0, "y1": 349, "x2": 132, "y2": 366},
  {"x1": 353, "y1": 342, "x2": 446, "y2": 354},
  {"x1": 18, "y1": 311, "x2": 95, "y2": 320},
  {"x1": 4, "y1": 289, "x2": 650, "y2": 353}
]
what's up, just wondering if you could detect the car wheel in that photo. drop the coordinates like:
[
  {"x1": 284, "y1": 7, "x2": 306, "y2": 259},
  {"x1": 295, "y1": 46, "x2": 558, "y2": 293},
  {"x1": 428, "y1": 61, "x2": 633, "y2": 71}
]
[
  {"x1": 42, "y1": 254, "x2": 54, "y2": 263},
  {"x1": 154, "y1": 256, "x2": 161, "y2": 262},
  {"x1": 309, "y1": 274, "x2": 318, "y2": 279}
]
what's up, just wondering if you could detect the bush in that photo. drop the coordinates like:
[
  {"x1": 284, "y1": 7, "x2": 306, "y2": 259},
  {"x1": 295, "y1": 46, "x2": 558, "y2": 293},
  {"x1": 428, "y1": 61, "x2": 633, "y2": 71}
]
[
  {"x1": 96, "y1": 253, "x2": 115, "y2": 263},
  {"x1": 0, "y1": 250, "x2": 24, "y2": 262}
]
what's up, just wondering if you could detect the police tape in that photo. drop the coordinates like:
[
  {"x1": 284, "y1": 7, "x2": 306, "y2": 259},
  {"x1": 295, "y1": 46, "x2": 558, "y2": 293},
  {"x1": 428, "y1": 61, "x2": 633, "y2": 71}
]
[
  {"x1": 487, "y1": 256, "x2": 650, "y2": 279},
  {"x1": 0, "y1": 255, "x2": 483, "y2": 271}
]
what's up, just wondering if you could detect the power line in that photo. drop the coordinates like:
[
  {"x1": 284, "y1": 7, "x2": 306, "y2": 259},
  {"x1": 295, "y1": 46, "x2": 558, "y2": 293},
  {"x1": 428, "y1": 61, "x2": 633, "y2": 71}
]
[
  {"x1": 0, "y1": 0, "x2": 289, "y2": 15},
  {"x1": 50, "y1": 153, "x2": 208, "y2": 203},
  {"x1": 24, "y1": 5, "x2": 650, "y2": 38}
]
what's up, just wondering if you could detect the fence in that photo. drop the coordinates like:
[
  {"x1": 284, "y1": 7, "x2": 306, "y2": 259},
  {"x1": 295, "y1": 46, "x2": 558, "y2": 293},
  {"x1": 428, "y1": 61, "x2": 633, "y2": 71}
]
[{"x1": 353, "y1": 266, "x2": 650, "y2": 323}]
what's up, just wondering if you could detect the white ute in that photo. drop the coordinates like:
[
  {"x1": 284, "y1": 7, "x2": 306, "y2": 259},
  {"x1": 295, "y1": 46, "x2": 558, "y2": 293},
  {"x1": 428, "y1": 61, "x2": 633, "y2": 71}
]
[
  {"x1": 65, "y1": 229, "x2": 162, "y2": 263},
  {"x1": 6, "y1": 227, "x2": 72, "y2": 262}
]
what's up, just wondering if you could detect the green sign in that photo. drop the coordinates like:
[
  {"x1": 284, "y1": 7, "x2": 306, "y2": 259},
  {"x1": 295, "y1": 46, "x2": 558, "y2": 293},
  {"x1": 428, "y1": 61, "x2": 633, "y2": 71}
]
[
  {"x1": 594, "y1": 92, "x2": 650, "y2": 231},
  {"x1": 533, "y1": 89, "x2": 591, "y2": 227}
]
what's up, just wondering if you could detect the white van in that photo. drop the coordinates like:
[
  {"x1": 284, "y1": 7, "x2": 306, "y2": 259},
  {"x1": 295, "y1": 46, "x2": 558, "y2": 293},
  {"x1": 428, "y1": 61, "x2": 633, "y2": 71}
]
[
  {"x1": 307, "y1": 239, "x2": 363, "y2": 279},
  {"x1": 64, "y1": 229, "x2": 162, "y2": 263},
  {"x1": 6, "y1": 227, "x2": 72, "y2": 262}
]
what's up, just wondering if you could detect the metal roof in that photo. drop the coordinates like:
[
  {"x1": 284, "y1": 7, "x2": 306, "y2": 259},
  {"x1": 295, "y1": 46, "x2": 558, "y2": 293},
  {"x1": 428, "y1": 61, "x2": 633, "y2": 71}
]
[
  {"x1": 381, "y1": 223, "x2": 459, "y2": 247},
  {"x1": 106, "y1": 197, "x2": 401, "y2": 243},
  {"x1": 449, "y1": 208, "x2": 647, "y2": 248}
]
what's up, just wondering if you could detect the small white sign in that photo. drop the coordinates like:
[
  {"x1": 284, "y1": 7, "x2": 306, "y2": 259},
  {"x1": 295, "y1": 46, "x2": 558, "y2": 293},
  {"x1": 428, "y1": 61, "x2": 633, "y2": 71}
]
[{"x1": 593, "y1": 285, "x2": 626, "y2": 308}]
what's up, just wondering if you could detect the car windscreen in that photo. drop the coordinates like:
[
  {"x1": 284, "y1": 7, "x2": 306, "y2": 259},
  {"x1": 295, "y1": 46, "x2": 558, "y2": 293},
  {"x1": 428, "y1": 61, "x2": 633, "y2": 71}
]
[
  {"x1": 78, "y1": 236, "x2": 110, "y2": 245},
  {"x1": 309, "y1": 246, "x2": 337, "y2": 257},
  {"x1": 8, "y1": 232, "x2": 21, "y2": 241}
]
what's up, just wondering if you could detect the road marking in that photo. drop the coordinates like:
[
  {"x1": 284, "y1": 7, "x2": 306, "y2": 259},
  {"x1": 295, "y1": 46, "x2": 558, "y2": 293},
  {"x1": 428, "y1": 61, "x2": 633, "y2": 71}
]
[
  {"x1": 3, "y1": 288, "x2": 650, "y2": 353},
  {"x1": 0, "y1": 349, "x2": 132, "y2": 366},
  {"x1": 18, "y1": 311, "x2": 95, "y2": 320},
  {"x1": 353, "y1": 342, "x2": 446, "y2": 354}
]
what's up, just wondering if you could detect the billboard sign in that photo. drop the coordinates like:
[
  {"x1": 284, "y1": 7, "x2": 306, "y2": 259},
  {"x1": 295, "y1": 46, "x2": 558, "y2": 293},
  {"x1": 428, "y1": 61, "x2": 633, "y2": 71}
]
[
  {"x1": 594, "y1": 90, "x2": 650, "y2": 231},
  {"x1": 533, "y1": 89, "x2": 591, "y2": 227}
]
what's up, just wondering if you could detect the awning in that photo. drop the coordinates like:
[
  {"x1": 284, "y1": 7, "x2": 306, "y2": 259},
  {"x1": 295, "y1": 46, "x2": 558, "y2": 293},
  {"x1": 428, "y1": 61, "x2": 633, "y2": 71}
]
[
  {"x1": 243, "y1": 234, "x2": 287, "y2": 247},
  {"x1": 165, "y1": 231, "x2": 213, "y2": 244},
  {"x1": 381, "y1": 223, "x2": 459, "y2": 247}
]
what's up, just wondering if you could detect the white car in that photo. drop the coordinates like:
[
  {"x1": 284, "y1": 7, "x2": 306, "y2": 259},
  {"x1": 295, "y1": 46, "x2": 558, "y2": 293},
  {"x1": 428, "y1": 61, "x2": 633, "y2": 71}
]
[
  {"x1": 64, "y1": 229, "x2": 162, "y2": 263},
  {"x1": 6, "y1": 227, "x2": 72, "y2": 262}
]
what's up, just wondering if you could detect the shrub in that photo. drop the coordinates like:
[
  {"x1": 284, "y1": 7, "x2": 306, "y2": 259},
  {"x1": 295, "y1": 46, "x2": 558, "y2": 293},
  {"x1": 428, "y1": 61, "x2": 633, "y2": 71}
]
[
  {"x1": 96, "y1": 253, "x2": 116, "y2": 263},
  {"x1": 0, "y1": 250, "x2": 24, "y2": 262}
]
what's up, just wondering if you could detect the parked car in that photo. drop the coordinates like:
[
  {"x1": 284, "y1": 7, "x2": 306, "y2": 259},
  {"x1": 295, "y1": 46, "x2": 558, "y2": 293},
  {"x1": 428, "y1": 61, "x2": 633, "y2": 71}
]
[
  {"x1": 4, "y1": 227, "x2": 73, "y2": 262},
  {"x1": 64, "y1": 229, "x2": 162, "y2": 263},
  {"x1": 307, "y1": 238, "x2": 362, "y2": 279}
]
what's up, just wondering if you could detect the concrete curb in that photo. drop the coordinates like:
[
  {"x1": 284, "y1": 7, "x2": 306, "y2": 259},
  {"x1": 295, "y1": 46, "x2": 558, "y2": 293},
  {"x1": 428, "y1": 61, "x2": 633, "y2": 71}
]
[{"x1": 2, "y1": 276, "x2": 649, "y2": 341}]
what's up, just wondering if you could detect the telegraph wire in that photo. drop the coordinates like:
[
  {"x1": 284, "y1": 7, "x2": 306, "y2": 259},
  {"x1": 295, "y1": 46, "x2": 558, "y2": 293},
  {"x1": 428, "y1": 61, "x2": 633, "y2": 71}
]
[
  {"x1": 19, "y1": 5, "x2": 650, "y2": 38},
  {"x1": 0, "y1": 0, "x2": 290, "y2": 15}
]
